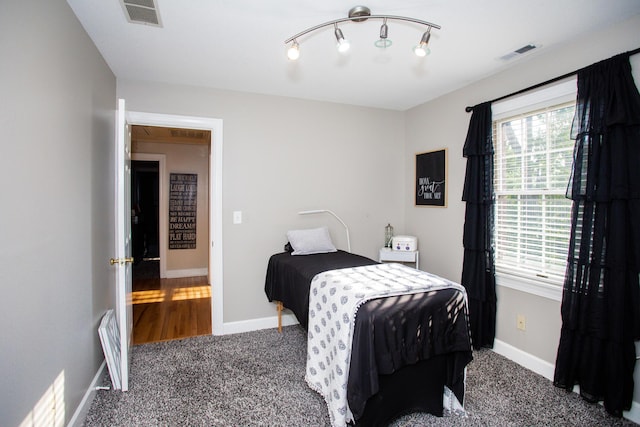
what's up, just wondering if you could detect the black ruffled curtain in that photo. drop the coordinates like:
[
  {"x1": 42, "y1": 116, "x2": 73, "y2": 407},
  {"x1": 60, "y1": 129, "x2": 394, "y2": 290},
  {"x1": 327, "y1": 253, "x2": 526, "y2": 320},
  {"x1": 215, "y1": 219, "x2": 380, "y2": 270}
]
[
  {"x1": 461, "y1": 102, "x2": 497, "y2": 349},
  {"x1": 554, "y1": 52, "x2": 640, "y2": 417}
]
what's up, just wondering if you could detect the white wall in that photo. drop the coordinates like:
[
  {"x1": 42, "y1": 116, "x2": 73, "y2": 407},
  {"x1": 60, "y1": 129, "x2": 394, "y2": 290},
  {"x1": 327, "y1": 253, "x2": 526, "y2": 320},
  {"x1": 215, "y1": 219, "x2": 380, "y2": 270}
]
[
  {"x1": 118, "y1": 80, "x2": 406, "y2": 323},
  {"x1": 405, "y1": 13, "x2": 640, "y2": 414},
  {"x1": 0, "y1": 0, "x2": 117, "y2": 425}
]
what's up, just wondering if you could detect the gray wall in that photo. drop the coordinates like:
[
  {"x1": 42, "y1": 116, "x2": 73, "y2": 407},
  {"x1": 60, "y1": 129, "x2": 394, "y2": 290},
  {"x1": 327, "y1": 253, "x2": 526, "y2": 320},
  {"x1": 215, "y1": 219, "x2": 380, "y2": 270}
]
[
  {"x1": 0, "y1": 0, "x2": 116, "y2": 425},
  {"x1": 1, "y1": 0, "x2": 638, "y2": 424},
  {"x1": 118, "y1": 80, "x2": 407, "y2": 323},
  {"x1": 404, "y1": 12, "x2": 640, "y2": 405}
]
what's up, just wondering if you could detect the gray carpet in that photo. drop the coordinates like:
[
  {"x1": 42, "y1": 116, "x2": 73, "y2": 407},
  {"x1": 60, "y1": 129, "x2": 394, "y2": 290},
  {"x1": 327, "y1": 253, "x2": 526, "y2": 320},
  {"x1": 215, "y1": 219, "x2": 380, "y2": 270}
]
[{"x1": 84, "y1": 326, "x2": 637, "y2": 426}]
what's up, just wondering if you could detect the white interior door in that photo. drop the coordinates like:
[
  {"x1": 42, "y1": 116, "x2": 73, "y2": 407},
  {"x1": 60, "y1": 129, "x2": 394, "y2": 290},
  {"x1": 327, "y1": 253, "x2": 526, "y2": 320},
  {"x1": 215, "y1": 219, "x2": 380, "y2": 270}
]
[{"x1": 114, "y1": 98, "x2": 133, "y2": 391}]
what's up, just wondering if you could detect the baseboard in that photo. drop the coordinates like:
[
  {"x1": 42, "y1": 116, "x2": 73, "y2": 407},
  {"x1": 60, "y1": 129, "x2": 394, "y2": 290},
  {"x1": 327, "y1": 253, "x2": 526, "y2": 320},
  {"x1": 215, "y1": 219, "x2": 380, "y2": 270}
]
[
  {"x1": 67, "y1": 361, "x2": 106, "y2": 427},
  {"x1": 626, "y1": 401, "x2": 640, "y2": 424},
  {"x1": 492, "y1": 339, "x2": 555, "y2": 381},
  {"x1": 164, "y1": 268, "x2": 208, "y2": 279},
  {"x1": 492, "y1": 339, "x2": 640, "y2": 424},
  {"x1": 222, "y1": 313, "x2": 299, "y2": 335}
]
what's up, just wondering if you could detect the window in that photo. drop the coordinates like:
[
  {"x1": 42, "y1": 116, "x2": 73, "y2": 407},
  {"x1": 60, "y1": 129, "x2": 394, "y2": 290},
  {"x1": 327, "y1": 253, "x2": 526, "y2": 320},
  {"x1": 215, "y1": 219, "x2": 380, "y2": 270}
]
[{"x1": 492, "y1": 80, "x2": 576, "y2": 298}]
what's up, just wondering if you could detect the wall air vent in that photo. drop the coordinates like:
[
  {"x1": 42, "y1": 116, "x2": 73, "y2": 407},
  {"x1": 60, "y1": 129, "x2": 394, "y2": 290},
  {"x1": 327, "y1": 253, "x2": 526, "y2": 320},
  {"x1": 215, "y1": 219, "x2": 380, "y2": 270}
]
[
  {"x1": 120, "y1": 0, "x2": 162, "y2": 27},
  {"x1": 499, "y1": 44, "x2": 539, "y2": 61}
]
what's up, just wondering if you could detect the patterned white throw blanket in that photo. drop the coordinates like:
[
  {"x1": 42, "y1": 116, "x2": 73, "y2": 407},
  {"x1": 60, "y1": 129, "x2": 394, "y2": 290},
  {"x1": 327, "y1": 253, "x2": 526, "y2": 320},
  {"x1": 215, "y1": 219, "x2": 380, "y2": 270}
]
[{"x1": 304, "y1": 263, "x2": 467, "y2": 427}]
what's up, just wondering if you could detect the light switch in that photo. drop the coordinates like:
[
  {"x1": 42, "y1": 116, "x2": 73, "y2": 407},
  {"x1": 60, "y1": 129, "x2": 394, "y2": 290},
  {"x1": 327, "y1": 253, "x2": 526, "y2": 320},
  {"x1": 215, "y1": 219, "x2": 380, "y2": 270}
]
[{"x1": 233, "y1": 211, "x2": 242, "y2": 224}]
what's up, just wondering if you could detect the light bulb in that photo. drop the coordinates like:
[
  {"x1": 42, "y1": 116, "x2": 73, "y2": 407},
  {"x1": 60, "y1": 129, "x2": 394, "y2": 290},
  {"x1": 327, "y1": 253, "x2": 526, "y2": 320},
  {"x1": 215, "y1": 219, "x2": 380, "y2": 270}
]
[
  {"x1": 413, "y1": 45, "x2": 430, "y2": 57},
  {"x1": 287, "y1": 41, "x2": 300, "y2": 60},
  {"x1": 334, "y1": 25, "x2": 350, "y2": 53},
  {"x1": 337, "y1": 38, "x2": 350, "y2": 53},
  {"x1": 414, "y1": 29, "x2": 431, "y2": 57},
  {"x1": 375, "y1": 39, "x2": 393, "y2": 49},
  {"x1": 375, "y1": 19, "x2": 392, "y2": 49}
]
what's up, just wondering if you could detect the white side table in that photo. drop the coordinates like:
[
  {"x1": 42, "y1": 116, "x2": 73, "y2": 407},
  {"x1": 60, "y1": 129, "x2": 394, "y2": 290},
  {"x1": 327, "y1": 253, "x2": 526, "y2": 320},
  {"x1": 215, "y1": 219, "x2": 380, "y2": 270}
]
[{"x1": 379, "y1": 247, "x2": 419, "y2": 269}]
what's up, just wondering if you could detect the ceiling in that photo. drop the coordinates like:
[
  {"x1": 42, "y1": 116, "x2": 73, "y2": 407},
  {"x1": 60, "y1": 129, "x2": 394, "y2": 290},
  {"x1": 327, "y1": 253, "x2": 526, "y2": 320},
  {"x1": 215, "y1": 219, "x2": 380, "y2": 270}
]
[{"x1": 66, "y1": 0, "x2": 640, "y2": 111}]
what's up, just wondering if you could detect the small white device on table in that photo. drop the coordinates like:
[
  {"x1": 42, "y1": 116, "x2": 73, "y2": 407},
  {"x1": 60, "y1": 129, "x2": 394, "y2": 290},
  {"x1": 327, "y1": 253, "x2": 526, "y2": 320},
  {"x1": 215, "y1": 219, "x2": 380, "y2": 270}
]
[{"x1": 379, "y1": 235, "x2": 419, "y2": 269}]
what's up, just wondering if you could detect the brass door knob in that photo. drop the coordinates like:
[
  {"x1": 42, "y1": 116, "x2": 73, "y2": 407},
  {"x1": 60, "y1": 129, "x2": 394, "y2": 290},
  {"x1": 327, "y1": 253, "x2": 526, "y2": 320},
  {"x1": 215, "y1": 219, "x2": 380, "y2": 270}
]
[{"x1": 110, "y1": 257, "x2": 134, "y2": 265}]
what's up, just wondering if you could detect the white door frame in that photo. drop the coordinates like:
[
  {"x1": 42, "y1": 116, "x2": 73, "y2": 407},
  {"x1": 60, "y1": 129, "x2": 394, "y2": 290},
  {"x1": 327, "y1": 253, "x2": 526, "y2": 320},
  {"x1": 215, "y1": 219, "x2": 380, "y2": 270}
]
[
  {"x1": 126, "y1": 111, "x2": 224, "y2": 335},
  {"x1": 131, "y1": 153, "x2": 167, "y2": 278}
]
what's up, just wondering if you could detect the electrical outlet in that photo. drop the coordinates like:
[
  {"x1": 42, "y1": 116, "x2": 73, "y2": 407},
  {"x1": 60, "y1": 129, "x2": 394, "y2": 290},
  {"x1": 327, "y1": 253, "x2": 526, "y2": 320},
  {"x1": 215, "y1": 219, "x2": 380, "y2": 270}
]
[{"x1": 517, "y1": 314, "x2": 526, "y2": 331}]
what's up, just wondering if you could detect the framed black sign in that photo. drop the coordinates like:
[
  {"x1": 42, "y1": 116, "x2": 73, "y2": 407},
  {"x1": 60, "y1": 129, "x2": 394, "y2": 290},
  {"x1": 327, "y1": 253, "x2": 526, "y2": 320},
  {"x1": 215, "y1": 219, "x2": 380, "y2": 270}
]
[
  {"x1": 168, "y1": 173, "x2": 197, "y2": 249},
  {"x1": 415, "y1": 149, "x2": 447, "y2": 207}
]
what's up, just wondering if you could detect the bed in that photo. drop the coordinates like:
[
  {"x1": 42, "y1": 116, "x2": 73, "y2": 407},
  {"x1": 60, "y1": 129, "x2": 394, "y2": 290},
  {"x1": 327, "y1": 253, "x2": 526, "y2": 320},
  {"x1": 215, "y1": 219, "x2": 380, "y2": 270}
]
[{"x1": 264, "y1": 232, "x2": 473, "y2": 426}]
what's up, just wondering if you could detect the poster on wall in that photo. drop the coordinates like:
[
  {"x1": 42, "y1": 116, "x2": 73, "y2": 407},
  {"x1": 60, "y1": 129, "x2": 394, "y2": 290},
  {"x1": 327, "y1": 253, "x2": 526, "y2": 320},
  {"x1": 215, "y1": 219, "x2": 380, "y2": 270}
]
[
  {"x1": 415, "y1": 148, "x2": 447, "y2": 207},
  {"x1": 169, "y1": 173, "x2": 197, "y2": 249}
]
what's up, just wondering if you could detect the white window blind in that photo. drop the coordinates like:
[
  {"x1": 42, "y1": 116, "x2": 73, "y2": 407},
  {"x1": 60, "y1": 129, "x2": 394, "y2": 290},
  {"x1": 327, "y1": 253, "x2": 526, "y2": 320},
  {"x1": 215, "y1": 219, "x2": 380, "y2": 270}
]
[{"x1": 493, "y1": 101, "x2": 575, "y2": 285}]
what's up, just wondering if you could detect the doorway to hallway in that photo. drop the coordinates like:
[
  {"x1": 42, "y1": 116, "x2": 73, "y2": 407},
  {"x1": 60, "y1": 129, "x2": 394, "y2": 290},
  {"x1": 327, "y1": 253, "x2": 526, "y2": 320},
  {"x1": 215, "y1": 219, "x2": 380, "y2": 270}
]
[
  {"x1": 130, "y1": 125, "x2": 213, "y2": 344},
  {"x1": 125, "y1": 110, "x2": 224, "y2": 336},
  {"x1": 132, "y1": 160, "x2": 160, "y2": 279}
]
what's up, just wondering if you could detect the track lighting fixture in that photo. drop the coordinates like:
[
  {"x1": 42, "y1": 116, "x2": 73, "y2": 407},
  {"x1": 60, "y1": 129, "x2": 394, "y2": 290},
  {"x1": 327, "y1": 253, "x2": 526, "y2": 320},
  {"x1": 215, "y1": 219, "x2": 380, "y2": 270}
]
[
  {"x1": 374, "y1": 18, "x2": 392, "y2": 49},
  {"x1": 413, "y1": 28, "x2": 432, "y2": 57},
  {"x1": 285, "y1": 5, "x2": 440, "y2": 61},
  {"x1": 334, "y1": 23, "x2": 350, "y2": 53}
]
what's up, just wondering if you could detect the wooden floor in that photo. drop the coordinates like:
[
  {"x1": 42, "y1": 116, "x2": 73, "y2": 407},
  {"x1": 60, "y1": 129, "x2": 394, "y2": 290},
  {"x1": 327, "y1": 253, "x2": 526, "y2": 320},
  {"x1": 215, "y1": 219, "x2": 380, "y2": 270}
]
[{"x1": 132, "y1": 274, "x2": 212, "y2": 345}]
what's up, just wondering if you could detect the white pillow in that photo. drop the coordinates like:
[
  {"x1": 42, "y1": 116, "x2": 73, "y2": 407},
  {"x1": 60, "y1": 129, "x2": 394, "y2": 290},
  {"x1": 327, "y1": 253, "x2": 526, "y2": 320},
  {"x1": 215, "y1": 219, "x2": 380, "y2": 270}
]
[{"x1": 286, "y1": 226, "x2": 337, "y2": 256}]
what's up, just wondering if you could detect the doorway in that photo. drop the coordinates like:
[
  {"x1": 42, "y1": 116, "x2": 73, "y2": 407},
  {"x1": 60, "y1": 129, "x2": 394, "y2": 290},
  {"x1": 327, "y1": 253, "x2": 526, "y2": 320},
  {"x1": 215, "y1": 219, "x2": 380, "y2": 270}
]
[
  {"x1": 129, "y1": 124, "x2": 216, "y2": 344},
  {"x1": 125, "y1": 111, "x2": 224, "y2": 336},
  {"x1": 132, "y1": 160, "x2": 160, "y2": 279}
]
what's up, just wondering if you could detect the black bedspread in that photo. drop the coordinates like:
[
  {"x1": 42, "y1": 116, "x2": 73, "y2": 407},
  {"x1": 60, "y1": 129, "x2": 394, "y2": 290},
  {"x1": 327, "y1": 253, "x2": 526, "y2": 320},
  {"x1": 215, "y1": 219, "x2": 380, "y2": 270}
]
[
  {"x1": 349, "y1": 289, "x2": 472, "y2": 422},
  {"x1": 264, "y1": 250, "x2": 377, "y2": 329},
  {"x1": 264, "y1": 250, "x2": 473, "y2": 425}
]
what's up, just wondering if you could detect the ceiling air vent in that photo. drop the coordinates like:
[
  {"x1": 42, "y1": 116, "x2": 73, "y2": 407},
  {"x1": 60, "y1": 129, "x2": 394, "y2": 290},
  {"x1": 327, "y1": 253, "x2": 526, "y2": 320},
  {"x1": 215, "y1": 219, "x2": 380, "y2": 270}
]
[
  {"x1": 499, "y1": 44, "x2": 538, "y2": 61},
  {"x1": 120, "y1": 0, "x2": 162, "y2": 27}
]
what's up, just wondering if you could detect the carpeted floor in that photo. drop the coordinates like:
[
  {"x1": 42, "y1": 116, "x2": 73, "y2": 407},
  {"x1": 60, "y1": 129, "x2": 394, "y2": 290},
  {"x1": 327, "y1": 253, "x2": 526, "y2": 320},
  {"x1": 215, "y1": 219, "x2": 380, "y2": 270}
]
[{"x1": 84, "y1": 326, "x2": 637, "y2": 426}]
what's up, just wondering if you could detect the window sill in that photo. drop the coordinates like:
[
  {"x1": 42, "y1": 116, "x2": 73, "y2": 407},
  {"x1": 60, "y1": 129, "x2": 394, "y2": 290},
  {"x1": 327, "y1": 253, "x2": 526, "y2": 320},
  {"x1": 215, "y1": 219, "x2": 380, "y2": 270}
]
[{"x1": 496, "y1": 272, "x2": 562, "y2": 302}]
